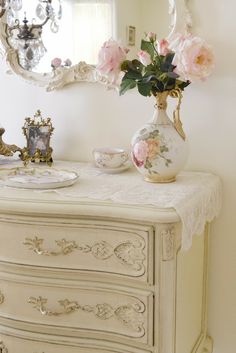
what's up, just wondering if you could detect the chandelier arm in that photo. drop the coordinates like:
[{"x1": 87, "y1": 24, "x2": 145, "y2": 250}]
[
  {"x1": 31, "y1": 16, "x2": 50, "y2": 30},
  {"x1": 0, "y1": 9, "x2": 5, "y2": 18},
  {"x1": 7, "y1": 19, "x2": 21, "y2": 34}
]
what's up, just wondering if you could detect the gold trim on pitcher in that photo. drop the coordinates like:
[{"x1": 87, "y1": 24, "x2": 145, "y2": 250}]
[
  {"x1": 169, "y1": 88, "x2": 186, "y2": 141},
  {"x1": 144, "y1": 175, "x2": 176, "y2": 183}
]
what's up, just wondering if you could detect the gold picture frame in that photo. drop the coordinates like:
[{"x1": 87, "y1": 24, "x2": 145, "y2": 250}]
[{"x1": 20, "y1": 110, "x2": 54, "y2": 166}]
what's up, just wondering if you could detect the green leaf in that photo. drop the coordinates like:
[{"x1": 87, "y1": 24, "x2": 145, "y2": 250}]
[
  {"x1": 160, "y1": 146, "x2": 169, "y2": 153},
  {"x1": 131, "y1": 59, "x2": 144, "y2": 72},
  {"x1": 177, "y1": 80, "x2": 191, "y2": 90},
  {"x1": 141, "y1": 39, "x2": 155, "y2": 59},
  {"x1": 154, "y1": 80, "x2": 165, "y2": 92},
  {"x1": 145, "y1": 160, "x2": 152, "y2": 169},
  {"x1": 123, "y1": 70, "x2": 142, "y2": 81},
  {"x1": 142, "y1": 74, "x2": 158, "y2": 84},
  {"x1": 160, "y1": 53, "x2": 175, "y2": 72},
  {"x1": 167, "y1": 71, "x2": 179, "y2": 79},
  {"x1": 164, "y1": 77, "x2": 176, "y2": 90},
  {"x1": 164, "y1": 52, "x2": 175, "y2": 65},
  {"x1": 149, "y1": 130, "x2": 159, "y2": 138},
  {"x1": 137, "y1": 82, "x2": 152, "y2": 96},
  {"x1": 120, "y1": 60, "x2": 130, "y2": 71},
  {"x1": 119, "y1": 79, "x2": 137, "y2": 95}
]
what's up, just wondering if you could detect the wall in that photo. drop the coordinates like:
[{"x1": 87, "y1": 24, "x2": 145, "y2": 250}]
[{"x1": 0, "y1": 0, "x2": 235, "y2": 352}]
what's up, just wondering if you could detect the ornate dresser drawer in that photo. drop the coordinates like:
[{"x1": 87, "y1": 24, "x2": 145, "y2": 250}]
[
  {"x1": 0, "y1": 276, "x2": 153, "y2": 348},
  {"x1": 0, "y1": 219, "x2": 154, "y2": 284},
  {"x1": 0, "y1": 164, "x2": 221, "y2": 353},
  {"x1": 0, "y1": 331, "x2": 149, "y2": 353}
]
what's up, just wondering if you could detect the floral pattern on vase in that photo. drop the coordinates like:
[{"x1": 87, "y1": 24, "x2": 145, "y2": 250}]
[
  {"x1": 132, "y1": 131, "x2": 171, "y2": 169},
  {"x1": 131, "y1": 92, "x2": 188, "y2": 183}
]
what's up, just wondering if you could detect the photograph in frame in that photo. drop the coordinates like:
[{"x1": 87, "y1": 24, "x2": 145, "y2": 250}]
[{"x1": 27, "y1": 125, "x2": 50, "y2": 157}]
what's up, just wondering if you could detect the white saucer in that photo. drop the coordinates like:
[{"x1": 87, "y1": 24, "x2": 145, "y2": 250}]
[
  {"x1": 1, "y1": 167, "x2": 79, "y2": 189},
  {"x1": 95, "y1": 162, "x2": 131, "y2": 174}
]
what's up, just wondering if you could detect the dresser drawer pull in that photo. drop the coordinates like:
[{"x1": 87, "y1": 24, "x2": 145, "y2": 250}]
[
  {"x1": 23, "y1": 236, "x2": 146, "y2": 272},
  {"x1": 23, "y1": 237, "x2": 78, "y2": 256},
  {"x1": 28, "y1": 296, "x2": 145, "y2": 334},
  {"x1": 0, "y1": 341, "x2": 8, "y2": 353},
  {"x1": 0, "y1": 291, "x2": 4, "y2": 305}
]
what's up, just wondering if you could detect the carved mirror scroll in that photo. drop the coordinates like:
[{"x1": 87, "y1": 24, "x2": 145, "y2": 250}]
[{"x1": 0, "y1": 0, "x2": 192, "y2": 91}]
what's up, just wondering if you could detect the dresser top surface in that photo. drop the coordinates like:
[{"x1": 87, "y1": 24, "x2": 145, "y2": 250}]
[
  {"x1": 0, "y1": 160, "x2": 221, "y2": 225},
  {"x1": 0, "y1": 160, "x2": 222, "y2": 250}
]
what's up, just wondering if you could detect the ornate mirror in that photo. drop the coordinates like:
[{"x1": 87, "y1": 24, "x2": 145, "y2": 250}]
[{"x1": 0, "y1": 0, "x2": 192, "y2": 91}]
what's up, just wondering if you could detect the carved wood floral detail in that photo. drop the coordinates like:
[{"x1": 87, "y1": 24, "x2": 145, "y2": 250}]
[
  {"x1": 23, "y1": 237, "x2": 146, "y2": 272},
  {"x1": 162, "y1": 227, "x2": 175, "y2": 261},
  {"x1": 28, "y1": 296, "x2": 145, "y2": 336}
]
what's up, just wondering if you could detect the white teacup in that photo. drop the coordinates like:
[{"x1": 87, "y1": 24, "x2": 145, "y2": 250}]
[{"x1": 93, "y1": 148, "x2": 129, "y2": 169}]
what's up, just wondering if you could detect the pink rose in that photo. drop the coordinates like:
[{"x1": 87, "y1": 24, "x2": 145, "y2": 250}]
[
  {"x1": 96, "y1": 39, "x2": 129, "y2": 84},
  {"x1": 64, "y1": 58, "x2": 72, "y2": 67},
  {"x1": 133, "y1": 140, "x2": 149, "y2": 167},
  {"x1": 169, "y1": 33, "x2": 215, "y2": 82},
  {"x1": 137, "y1": 50, "x2": 152, "y2": 66},
  {"x1": 146, "y1": 32, "x2": 156, "y2": 42},
  {"x1": 51, "y1": 57, "x2": 62, "y2": 68},
  {"x1": 157, "y1": 39, "x2": 170, "y2": 56}
]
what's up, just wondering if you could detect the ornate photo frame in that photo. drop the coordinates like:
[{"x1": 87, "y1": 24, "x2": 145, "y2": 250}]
[{"x1": 21, "y1": 110, "x2": 54, "y2": 166}]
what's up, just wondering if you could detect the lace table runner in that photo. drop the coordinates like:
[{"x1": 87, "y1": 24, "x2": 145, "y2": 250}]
[{"x1": 0, "y1": 161, "x2": 222, "y2": 250}]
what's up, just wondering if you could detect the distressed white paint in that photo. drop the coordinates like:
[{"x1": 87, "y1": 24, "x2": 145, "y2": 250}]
[{"x1": 0, "y1": 0, "x2": 235, "y2": 353}]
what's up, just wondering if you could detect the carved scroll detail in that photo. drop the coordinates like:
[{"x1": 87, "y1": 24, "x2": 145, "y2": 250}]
[
  {"x1": 28, "y1": 296, "x2": 145, "y2": 336},
  {"x1": 162, "y1": 227, "x2": 175, "y2": 261},
  {"x1": 0, "y1": 291, "x2": 4, "y2": 304},
  {"x1": 0, "y1": 341, "x2": 8, "y2": 353},
  {"x1": 202, "y1": 336, "x2": 213, "y2": 353},
  {"x1": 23, "y1": 237, "x2": 146, "y2": 272}
]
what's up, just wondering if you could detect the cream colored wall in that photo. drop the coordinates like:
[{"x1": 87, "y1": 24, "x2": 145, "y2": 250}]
[
  {"x1": 115, "y1": 0, "x2": 142, "y2": 57},
  {"x1": 0, "y1": 0, "x2": 235, "y2": 352},
  {"x1": 140, "y1": 0, "x2": 170, "y2": 38}
]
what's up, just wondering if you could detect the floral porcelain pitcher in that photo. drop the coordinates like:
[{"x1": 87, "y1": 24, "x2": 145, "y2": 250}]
[
  {"x1": 131, "y1": 89, "x2": 188, "y2": 183},
  {"x1": 96, "y1": 33, "x2": 214, "y2": 182}
]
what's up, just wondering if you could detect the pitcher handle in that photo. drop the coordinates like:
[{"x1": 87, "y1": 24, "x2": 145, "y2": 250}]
[{"x1": 169, "y1": 89, "x2": 186, "y2": 141}]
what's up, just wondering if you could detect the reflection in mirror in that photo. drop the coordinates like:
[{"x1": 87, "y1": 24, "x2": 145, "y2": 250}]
[
  {"x1": 0, "y1": 0, "x2": 171, "y2": 73},
  {"x1": 0, "y1": 0, "x2": 188, "y2": 90},
  {"x1": 1, "y1": 0, "x2": 116, "y2": 72},
  {"x1": 1, "y1": 0, "x2": 63, "y2": 70}
]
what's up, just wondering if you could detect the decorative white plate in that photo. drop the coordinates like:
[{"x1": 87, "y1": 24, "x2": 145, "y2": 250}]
[
  {"x1": 1, "y1": 167, "x2": 79, "y2": 189},
  {"x1": 95, "y1": 162, "x2": 131, "y2": 174}
]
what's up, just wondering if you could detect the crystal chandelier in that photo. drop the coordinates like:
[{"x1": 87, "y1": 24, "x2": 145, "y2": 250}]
[{"x1": 0, "y1": 0, "x2": 62, "y2": 70}]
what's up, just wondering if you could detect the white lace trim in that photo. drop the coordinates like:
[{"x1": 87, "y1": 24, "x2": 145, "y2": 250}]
[{"x1": 0, "y1": 161, "x2": 222, "y2": 250}]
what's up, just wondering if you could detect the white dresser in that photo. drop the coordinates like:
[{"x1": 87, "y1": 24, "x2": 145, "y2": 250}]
[{"x1": 0, "y1": 163, "x2": 221, "y2": 353}]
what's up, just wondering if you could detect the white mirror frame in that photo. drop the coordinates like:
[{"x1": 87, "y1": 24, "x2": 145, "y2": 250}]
[{"x1": 0, "y1": 0, "x2": 192, "y2": 92}]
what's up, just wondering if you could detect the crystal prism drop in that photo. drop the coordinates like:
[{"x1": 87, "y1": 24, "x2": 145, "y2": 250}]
[
  {"x1": 36, "y1": 3, "x2": 46, "y2": 21},
  {"x1": 2, "y1": 0, "x2": 9, "y2": 10},
  {"x1": 47, "y1": 4, "x2": 54, "y2": 19},
  {"x1": 7, "y1": 8, "x2": 16, "y2": 27},
  {"x1": 25, "y1": 46, "x2": 34, "y2": 61},
  {"x1": 57, "y1": 3, "x2": 62, "y2": 20},
  {"x1": 50, "y1": 20, "x2": 59, "y2": 33},
  {"x1": 11, "y1": 0, "x2": 22, "y2": 11}
]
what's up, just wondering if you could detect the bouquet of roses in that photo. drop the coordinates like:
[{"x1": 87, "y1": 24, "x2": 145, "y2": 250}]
[{"x1": 96, "y1": 32, "x2": 214, "y2": 96}]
